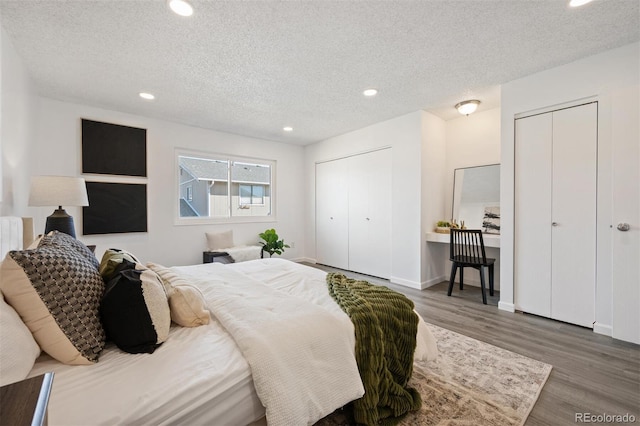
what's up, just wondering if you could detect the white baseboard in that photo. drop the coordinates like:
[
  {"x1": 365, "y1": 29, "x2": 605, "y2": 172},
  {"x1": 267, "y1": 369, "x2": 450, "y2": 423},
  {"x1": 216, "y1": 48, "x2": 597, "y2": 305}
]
[
  {"x1": 421, "y1": 275, "x2": 447, "y2": 289},
  {"x1": 292, "y1": 257, "x2": 316, "y2": 264},
  {"x1": 593, "y1": 322, "x2": 613, "y2": 337},
  {"x1": 390, "y1": 276, "x2": 424, "y2": 289},
  {"x1": 498, "y1": 301, "x2": 515, "y2": 312}
]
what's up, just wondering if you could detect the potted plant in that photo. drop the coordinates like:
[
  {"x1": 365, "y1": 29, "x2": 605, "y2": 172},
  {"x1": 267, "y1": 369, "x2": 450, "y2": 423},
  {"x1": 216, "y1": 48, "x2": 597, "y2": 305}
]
[
  {"x1": 258, "y1": 228, "x2": 290, "y2": 257},
  {"x1": 435, "y1": 221, "x2": 451, "y2": 234}
]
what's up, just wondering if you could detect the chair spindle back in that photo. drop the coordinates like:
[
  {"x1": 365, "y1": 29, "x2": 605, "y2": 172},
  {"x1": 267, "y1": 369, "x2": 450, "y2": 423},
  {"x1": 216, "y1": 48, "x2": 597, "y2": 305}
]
[{"x1": 449, "y1": 229, "x2": 487, "y2": 264}]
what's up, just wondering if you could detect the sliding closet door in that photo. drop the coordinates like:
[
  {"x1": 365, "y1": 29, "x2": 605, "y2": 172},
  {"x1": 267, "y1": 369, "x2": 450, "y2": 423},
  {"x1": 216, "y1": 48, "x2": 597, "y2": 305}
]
[
  {"x1": 348, "y1": 149, "x2": 391, "y2": 279},
  {"x1": 515, "y1": 113, "x2": 553, "y2": 317},
  {"x1": 316, "y1": 159, "x2": 349, "y2": 270},
  {"x1": 550, "y1": 103, "x2": 597, "y2": 327}
]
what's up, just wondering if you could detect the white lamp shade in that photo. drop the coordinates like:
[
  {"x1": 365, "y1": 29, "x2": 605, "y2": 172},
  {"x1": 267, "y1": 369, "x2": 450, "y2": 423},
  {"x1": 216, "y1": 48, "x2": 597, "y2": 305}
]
[{"x1": 29, "y1": 176, "x2": 89, "y2": 207}]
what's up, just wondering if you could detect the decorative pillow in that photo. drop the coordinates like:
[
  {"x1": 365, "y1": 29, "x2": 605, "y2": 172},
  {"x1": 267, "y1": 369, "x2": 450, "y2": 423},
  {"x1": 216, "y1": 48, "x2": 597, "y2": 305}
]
[
  {"x1": 205, "y1": 230, "x2": 234, "y2": 251},
  {"x1": 26, "y1": 234, "x2": 43, "y2": 250},
  {"x1": 100, "y1": 260, "x2": 170, "y2": 354},
  {"x1": 99, "y1": 248, "x2": 140, "y2": 281},
  {"x1": 0, "y1": 248, "x2": 106, "y2": 365},
  {"x1": 0, "y1": 290, "x2": 41, "y2": 386},
  {"x1": 147, "y1": 262, "x2": 210, "y2": 327},
  {"x1": 38, "y1": 231, "x2": 99, "y2": 270}
]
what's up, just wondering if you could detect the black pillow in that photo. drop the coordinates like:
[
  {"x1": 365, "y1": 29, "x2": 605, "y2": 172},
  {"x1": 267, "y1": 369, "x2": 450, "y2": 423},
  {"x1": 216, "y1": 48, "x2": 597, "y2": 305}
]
[{"x1": 100, "y1": 260, "x2": 170, "y2": 354}]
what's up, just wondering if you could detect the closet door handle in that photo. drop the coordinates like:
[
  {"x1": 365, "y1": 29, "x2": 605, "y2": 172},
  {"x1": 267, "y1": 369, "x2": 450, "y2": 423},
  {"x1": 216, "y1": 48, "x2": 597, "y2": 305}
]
[
  {"x1": 552, "y1": 222, "x2": 558, "y2": 227},
  {"x1": 617, "y1": 223, "x2": 630, "y2": 232}
]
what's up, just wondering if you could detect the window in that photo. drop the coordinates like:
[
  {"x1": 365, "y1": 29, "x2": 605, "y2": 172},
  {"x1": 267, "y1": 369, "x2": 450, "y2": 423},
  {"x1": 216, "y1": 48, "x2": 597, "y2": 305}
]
[
  {"x1": 239, "y1": 184, "x2": 265, "y2": 205},
  {"x1": 177, "y1": 151, "x2": 274, "y2": 223}
]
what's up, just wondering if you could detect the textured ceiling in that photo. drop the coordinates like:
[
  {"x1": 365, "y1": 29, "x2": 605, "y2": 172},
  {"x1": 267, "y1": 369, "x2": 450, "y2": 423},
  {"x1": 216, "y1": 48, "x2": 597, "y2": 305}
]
[{"x1": 1, "y1": 0, "x2": 638, "y2": 145}]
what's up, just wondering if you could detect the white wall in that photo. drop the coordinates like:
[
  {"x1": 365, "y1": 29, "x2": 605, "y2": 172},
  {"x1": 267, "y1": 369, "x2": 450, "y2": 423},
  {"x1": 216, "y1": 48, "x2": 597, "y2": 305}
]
[
  {"x1": 500, "y1": 42, "x2": 639, "y2": 340},
  {"x1": 0, "y1": 31, "x2": 306, "y2": 266},
  {"x1": 0, "y1": 26, "x2": 37, "y2": 215},
  {"x1": 420, "y1": 111, "x2": 447, "y2": 287},
  {"x1": 442, "y1": 108, "x2": 502, "y2": 289},
  {"x1": 27, "y1": 98, "x2": 306, "y2": 266},
  {"x1": 305, "y1": 111, "x2": 425, "y2": 287},
  {"x1": 444, "y1": 108, "x2": 501, "y2": 219}
]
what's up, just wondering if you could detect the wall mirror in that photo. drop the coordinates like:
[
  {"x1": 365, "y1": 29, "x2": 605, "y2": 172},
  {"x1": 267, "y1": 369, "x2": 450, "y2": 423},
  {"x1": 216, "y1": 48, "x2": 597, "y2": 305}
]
[{"x1": 452, "y1": 164, "x2": 500, "y2": 234}]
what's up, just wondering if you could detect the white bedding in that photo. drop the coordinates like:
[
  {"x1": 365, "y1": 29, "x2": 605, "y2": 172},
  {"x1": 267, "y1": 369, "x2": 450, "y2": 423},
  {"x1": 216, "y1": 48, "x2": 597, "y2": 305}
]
[
  {"x1": 26, "y1": 258, "x2": 437, "y2": 426},
  {"x1": 174, "y1": 261, "x2": 364, "y2": 426}
]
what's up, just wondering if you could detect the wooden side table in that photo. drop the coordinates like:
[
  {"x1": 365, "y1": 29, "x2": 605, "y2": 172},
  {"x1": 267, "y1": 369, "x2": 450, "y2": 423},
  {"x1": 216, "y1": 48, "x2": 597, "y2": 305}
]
[{"x1": 0, "y1": 372, "x2": 54, "y2": 426}]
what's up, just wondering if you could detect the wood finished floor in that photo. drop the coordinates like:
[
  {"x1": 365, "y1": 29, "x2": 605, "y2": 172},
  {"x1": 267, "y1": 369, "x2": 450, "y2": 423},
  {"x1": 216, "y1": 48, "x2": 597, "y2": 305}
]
[{"x1": 305, "y1": 263, "x2": 640, "y2": 426}]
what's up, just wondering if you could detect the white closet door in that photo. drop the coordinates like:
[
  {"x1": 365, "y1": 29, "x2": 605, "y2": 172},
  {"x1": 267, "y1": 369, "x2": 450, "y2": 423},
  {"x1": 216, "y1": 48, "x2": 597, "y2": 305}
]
[
  {"x1": 348, "y1": 149, "x2": 391, "y2": 278},
  {"x1": 515, "y1": 113, "x2": 553, "y2": 317},
  {"x1": 611, "y1": 87, "x2": 640, "y2": 344},
  {"x1": 551, "y1": 104, "x2": 597, "y2": 327},
  {"x1": 316, "y1": 159, "x2": 349, "y2": 270}
]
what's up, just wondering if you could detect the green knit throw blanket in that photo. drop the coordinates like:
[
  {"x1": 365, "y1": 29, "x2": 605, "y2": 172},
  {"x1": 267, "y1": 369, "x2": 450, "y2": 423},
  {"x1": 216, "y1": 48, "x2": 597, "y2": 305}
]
[{"x1": 327, "y1": 273, "x2": 421, "y2": 426}]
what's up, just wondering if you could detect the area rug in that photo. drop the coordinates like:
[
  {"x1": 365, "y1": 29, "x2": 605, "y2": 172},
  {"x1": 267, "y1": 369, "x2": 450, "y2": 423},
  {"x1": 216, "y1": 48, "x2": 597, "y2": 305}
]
[{"x1": 317, "y1": 324, "x2": 552, "y2": 426}]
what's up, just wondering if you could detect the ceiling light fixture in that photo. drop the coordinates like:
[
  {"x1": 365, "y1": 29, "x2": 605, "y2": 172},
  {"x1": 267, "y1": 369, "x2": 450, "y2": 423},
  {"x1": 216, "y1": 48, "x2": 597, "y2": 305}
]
[
  {"x1": 283, "y1": 126, "x2": 293, "y2": 132},
  {"x1": 569, "y1": 0, "x2": 595, "y2": 7},
  {"x1": 455, "y1": 99, "x2": 481, "y2": 116},
  {"x1": 363, "y1": 88, "x2": 378, "y2": 97},
  {"x1": 139, "y1": 92, "x2": 155, "y2": 100},
  {"x1": 168, "y1": 0, "x2": 194, "y2": 17}
]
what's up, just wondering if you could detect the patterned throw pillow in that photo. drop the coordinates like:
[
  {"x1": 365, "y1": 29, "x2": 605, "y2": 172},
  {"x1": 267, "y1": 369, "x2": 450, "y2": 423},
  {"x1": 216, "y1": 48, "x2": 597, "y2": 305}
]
[
  {"x1": 38, "y1": 231, "x2": 99, "y2": 270},
  {"x1": 100, "y1": 260, "x2": 170, "y2": 354},
  {"x1": 0, "y1": 247, "x2": 106, "y2": 365}
]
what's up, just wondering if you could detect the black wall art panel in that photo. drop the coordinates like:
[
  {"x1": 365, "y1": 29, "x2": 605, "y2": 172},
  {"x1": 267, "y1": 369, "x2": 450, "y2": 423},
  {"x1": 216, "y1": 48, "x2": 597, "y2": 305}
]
[
  {"x1": 82, "y1": 119, "x2": 147, "y2": 177},
  {"x1": 83, "y1": 182, "x2": 147, "y2": 235}
]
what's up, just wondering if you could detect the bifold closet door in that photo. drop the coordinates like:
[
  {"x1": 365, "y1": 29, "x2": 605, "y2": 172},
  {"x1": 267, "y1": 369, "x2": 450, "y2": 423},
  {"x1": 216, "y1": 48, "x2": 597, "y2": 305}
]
[
  {"x1": 315, "y1": 159, "x2": 349, "y2": 270},
  {"x1": 515, "y1": 113, "x2": 553, "y2": 318},
  {"x1": 348, "y1": 149, "x2": 391, "y2": 279},
  {"x1": 550, "y1": 103, "x2": 597, "y2": 327},
  {"x1": 515, "y1": 102, "x2": 597, "y2": 328}
]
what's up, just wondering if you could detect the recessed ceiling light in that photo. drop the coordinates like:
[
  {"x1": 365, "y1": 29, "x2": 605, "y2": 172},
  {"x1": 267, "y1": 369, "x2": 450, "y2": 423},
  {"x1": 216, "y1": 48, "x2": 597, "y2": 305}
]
[
  {"x1": 168, "y1": 0, "x2": 194, "y2": 17},
  {"x1": 283, "y1": 126, "x2": 293, "y2": 132},
  {"x1": 569, "y1": 0, "x2": 594, "y2": 6},
  {"x1": 139, "y1": 92, "x2": 155, "y2": 100},
  {"x1": 363, "y1": 88, "x2": 378, "y2": 97}
]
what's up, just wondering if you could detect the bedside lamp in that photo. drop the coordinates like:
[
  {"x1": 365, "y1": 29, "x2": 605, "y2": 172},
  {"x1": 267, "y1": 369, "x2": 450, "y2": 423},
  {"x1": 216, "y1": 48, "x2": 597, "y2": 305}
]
[{"x1": 29, "y1": 176, "x2": 89, "y2": 238}]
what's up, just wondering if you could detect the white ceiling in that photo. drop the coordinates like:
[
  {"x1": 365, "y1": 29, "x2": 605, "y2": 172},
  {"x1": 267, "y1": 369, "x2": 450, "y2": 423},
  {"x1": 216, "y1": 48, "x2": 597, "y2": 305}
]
[{"x1": 1, "y1": 0, "x2": 638, "y2": 146}]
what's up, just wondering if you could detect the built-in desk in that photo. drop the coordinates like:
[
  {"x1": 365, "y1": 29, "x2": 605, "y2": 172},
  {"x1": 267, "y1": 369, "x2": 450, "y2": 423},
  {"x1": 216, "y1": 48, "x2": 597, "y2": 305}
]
[{"x1": 425, "y1": 231, "x2": 501, "y2": 248}]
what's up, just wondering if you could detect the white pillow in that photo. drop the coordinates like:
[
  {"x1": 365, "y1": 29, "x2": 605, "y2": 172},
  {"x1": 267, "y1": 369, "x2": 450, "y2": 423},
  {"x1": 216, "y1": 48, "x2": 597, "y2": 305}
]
[
  {"x1": 0, "y1": 290, "x2": 41, "y2": 386},
  {"x1": 206, "y1": 230, "x2": 234, "y2": 251},
  {"x1": 147, "y1": 262, "x2": 211, "y2": 327}
]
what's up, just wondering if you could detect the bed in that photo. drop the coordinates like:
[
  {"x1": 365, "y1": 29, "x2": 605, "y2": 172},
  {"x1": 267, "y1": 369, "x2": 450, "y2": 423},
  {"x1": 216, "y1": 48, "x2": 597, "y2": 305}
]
[{"x1": 0, "y1": 217, "x2": 437, "y2": 426}]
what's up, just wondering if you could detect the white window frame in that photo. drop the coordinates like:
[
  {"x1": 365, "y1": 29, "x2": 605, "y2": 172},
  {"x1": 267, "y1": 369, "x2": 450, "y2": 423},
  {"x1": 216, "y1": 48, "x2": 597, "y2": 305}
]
[{"x1": 175, "y1": 148, "x2": 276, "y2": 225}]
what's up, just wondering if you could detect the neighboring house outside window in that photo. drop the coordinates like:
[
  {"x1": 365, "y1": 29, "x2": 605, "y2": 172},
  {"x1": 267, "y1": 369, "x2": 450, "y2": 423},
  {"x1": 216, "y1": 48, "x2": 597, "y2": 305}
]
[
  {"x1": 239, "y1": 184, "x2": 265, "y2": 206},
  {"x1": 177, "y1": 152, "x2": 274, "y2": 223}
]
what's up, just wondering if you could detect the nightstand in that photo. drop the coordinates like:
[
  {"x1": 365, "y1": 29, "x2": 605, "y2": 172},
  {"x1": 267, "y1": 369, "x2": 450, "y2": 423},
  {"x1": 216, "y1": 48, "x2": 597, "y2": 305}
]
[
  {"x1": 203, "y1": 251, "x2": 234, "y2": 264},
  {"x1": 0, "y1": 372, "x2": 54, "y2": 426}
]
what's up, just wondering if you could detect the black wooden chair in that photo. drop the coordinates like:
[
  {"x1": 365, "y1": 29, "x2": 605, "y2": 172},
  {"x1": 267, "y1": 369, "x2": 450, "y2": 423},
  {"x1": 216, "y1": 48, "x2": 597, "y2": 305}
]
[{"x1": 448, "y1": 229, "x2": 495, "y2": 304}]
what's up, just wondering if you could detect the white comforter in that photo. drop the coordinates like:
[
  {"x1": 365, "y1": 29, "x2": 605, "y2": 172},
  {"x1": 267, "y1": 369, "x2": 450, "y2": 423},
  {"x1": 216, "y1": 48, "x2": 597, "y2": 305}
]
[
  {"x1": 26, "y1": 259, "x2": 437, "y2": 426},
  {"x1": 175, "y1": 259, "x2": 438, "y2": 425},
  {"x1": 175, "y1": 260, "x2": 364, "y2": 426}
]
